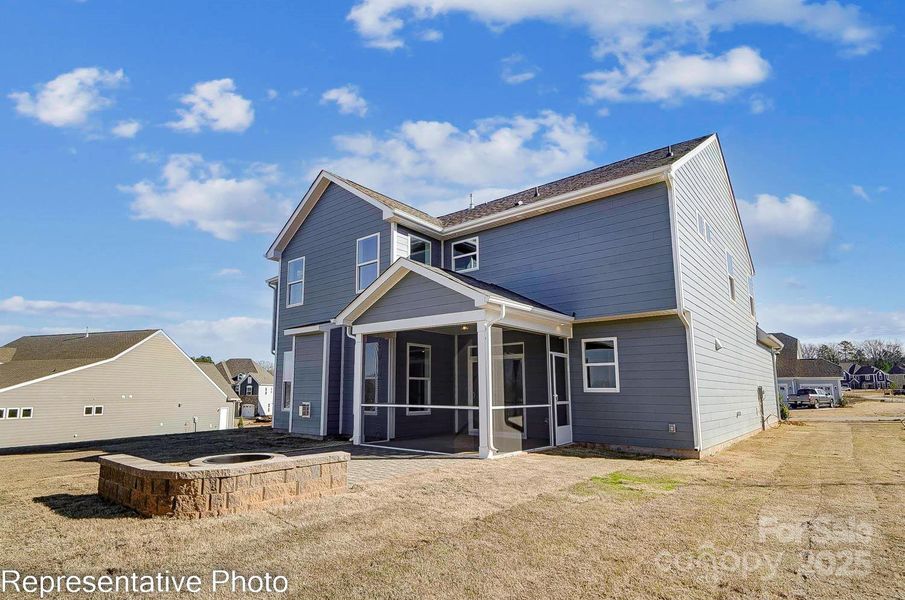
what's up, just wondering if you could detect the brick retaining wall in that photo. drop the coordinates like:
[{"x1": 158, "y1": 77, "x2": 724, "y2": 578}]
[{"x1": 97, "y1": 451, "x2": 349, "y2": 518}]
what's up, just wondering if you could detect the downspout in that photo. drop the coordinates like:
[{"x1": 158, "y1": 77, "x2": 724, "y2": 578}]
[{"x1": 344, "y1": 326, "x2": 356, "y2": 441}]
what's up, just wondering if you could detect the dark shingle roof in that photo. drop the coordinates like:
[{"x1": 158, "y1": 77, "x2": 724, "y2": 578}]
[
  {"x1": 328, "y1": 134, "x2": 712, "y2": 230},
  {"x1": 329, "y1": 172, "x2": 443, "y2": 227},
  {"x1": 219, "y1": 358, "x2": 271, "y2": 382},
  {"x1": 770, "y1": 332, "x2": 842, "y2": 378},
  {"x1": 442, "y1": 268, "x2": 562, "y2": 314},
  {"x1": 854, "y1": 364, "x2": 886, "y2": 375},
  {"x1": 0, "y1": 330, "x2": 158, "y2": 390},
  {"x1": 198, "y1": 362, "x2": 240, "y2": 401},
  {"x1": 791, "y1": 359, "x2": 843, "y2": 378},
  {"x1": 889, "y1": 363, "x2": 905, "y2": 375},
  {"x1": 437, "y1": 135, "x2": 712, "y2": 227}
]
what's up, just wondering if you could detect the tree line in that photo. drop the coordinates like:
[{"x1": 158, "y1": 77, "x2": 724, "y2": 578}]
[{"x1": 800, "y1": 340, "x2": 903, "y2": 372}]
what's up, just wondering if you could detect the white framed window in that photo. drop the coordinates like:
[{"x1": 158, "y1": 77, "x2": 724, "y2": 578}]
[
  {"x1": 697, "y1": 210, "x2": 707, "y2": 239},
  {"x1": 451, "y1": 237, "x2": 479, "y2": 273},
  {"x1": 705, "y1": 222, "x2": 714, "y2": 244},
  {"x1": 94, "y1": 406, "x2": 104, "y2": 416},
  {"x1": 363, "y1": 341, "x2": 379, "y2": 415},
  {"x1": 245, "y1": 385, "x2": 253, "y2": 395},
  {"x1": 299, "y1": 402, "x2": 311, "y2": 418},
  {"x1": 0, "y1": 408, "x2": 5, "y2": 419},
  {"x1": 406, "y1": 343, "x2": 431, "y2": 415},
  {"x1": 282, "y1": 381, "x2": 292, "y2": 411},
  {"x1": 726, "y1": 251, "x2": 737, "y2": 302},
  {"x1": 582, "y1": 338, "x2": 620, "y2": 393},
  {"x1": 84, "y1": 406, "x2": 93, "y2": 416},
  {"x1": 356, "y1": 233, "x2": 380, "y2": 292},
  {"x1": 409, "y1": 234, "x2": 431, "y2": 265},
  {"x1": 748, "y1": 275, "x2": 756, "y2": 317},
  {"x1": 21, "y1": 407, "x2": 32, "y2": 419},
  {"x1": 6, "y1": 408, "x2": 19, "y2": 419},
  {"x1": 286, "y1": 257, "x2": 305, "y2": 307}
]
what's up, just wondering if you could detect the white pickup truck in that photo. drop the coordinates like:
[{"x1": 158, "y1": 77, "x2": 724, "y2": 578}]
[{"x1": 788, "y1": 388, "x2": 833, "y2": 409}]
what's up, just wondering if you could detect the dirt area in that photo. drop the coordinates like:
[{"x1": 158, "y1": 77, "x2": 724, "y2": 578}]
[
  {"x1": 791, "y1": 398, "x2": 905, "y2": 421},
  {"x1": 1, "y1": 422, "x2": 904, "y2": 599}
]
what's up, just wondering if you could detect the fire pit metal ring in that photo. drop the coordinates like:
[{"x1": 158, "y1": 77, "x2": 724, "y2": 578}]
[{"x1": 188, "y1": 452, "x2": 284, "y2": 467}]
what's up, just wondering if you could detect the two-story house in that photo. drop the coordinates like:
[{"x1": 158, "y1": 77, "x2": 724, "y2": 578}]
[
  {"x1": 265, "y1": 134, "x2": 782, "y2": 459},
  {"x1": 843, "y1": 364, "x2": 890, "y2": 390},
  {"x1": 215, "y1": 358, "x2": 274, "y2": 417}
]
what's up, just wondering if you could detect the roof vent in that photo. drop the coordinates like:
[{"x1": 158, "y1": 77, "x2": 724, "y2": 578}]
[
  {"x1": 666, "y1": 145, "x2": 674, "y2": 158},
  {"x1": 516, "y1": 200, "x2": 524, "y2": 206},
  {"x1": 468, "y1": 193, "x2": 474, "y2": 210},
  {"x1": 534, "y1": 186, "x2": 539, "y2": 197}
]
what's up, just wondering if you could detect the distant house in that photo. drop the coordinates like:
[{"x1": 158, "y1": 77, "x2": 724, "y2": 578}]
[
  {"x1": 215, "y1": 358, "x2": 274, "y2": 417},
  {"x1": 888, "y1": 363, "x2": 905, "y2": 390},
  {"x1": 0, "y1": 330, "x2": 233, "y2": 450},
  {"x1": 843, "y1": 364, "x2": 890, "y2": 390},
  {"x1": 771, "y1": 333, "x2": 844, "y2": 403}
]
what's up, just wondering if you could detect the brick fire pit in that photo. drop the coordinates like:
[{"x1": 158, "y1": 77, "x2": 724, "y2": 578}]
[{"x1": 97, "y1": 450, "x2": 349, "y2": 518}]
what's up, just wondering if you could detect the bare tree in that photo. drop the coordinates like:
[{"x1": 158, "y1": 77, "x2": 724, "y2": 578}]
[
  {"x1": 258, "y1": 359, "x2": 275, "y2": 374},
  {"x1": 799, "y1": 343, "x2": 819, "y2": 359}
]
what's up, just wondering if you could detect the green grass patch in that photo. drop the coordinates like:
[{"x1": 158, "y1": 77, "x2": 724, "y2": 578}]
[{"x1": 571, "y1": 471, "x2": 681, "y2": 499}]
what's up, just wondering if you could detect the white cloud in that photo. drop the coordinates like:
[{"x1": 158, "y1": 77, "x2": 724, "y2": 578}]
[
  {"x1": 213, "y1": 268, "x2": 243, "y2": 279},
  {"x1": 9, "y1": 67, "x2": 125, "y2": 127},
  {"x1": 111, "y1": 119, "x2": 141, "y2": 138},
  {"x1": 501, "y1": 54, "x2": 539, "y2": 85},
  {"x1": 121, "y1": 154, "x2": 290, "y2": 241},
  {"x1": 738, "y1": 193, "x2": 834, "y2": 264},
  {"x1": 584, "y1": 47, "x2": 770, "y2": 103},
  {"x1": 167, "y1": 79, "x2": 254, "y2": 133},
  {"x1": 266, "y1": 88, "x2": 279, "y2": 100},
  {"x1": 851, "y1": 184, "x2": 870, "y2": 201},
  {"x1": 167, "y1": 316, "x2": 272, "y2": 362},
  {"x1": 0, "y1": 295, "x2": 153, "y2": 318},
  {"x1": 346, "y1": 0, "x2": 882, "y2": 57},
  {"x1": 320, "y1": 85, "x2": 369, "y2": 117},
  {"x1": 749, "y1": 93, "x2": 774, "y2": 114},
  {"x1": 759, "y1": 302, "x2": 905, "y2": 343},
  {"x1": 416, "y1": 28, "x2": 443, "y2": 42},
  {"x1": 312, "y1": 110, "x2": 595, "y2": 216}
]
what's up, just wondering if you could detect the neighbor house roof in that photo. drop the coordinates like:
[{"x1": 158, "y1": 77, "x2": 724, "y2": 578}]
[
  {"x1": 240, "y1": 369, "x2": 274, "y2": 386},
  {"x1": 854, "y1": 364, "x2": 886, "y2": 375},
  {"x1": 438, "y1": 135, "x2": 711, "y2": 227},
  {"x1": 217, "y1": 358, "x2": 271, "y2": 382},
  {"x1": 889, "y1": 363, "x2": 905, "y2": 375},
  {"x1": 197, "y1": 362, "x2": 240, "y2": 401},
  {"x1": 771, "y1": 332, "x2": 843, "y2": 379},
  {"x1": 0, "y1": 330, "x2": 159, "y2": 390}
]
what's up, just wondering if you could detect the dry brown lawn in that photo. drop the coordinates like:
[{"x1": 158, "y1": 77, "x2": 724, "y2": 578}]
[{"x1": 1, "y1": 420, "x2": 904, "y2": 599}]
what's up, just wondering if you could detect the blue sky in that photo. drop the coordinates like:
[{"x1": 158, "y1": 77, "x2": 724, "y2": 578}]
[{"x1": 1, "y1": 1, "x2": 902, "y2": 360}]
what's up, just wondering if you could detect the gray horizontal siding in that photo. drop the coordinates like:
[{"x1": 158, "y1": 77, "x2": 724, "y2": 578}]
[
  {"x1": 672, "y1": 140, "x2": 777, "y2": 449},
  {"x1": 569, "y1": 317, "x2": 694, "y2": 450},
  {"x1": 442, "y1": 184, "x2": 677, "y2": 318},
  {"x1": 356, "y1": 272, "x2": 476, "y2": 325},
  {"x1": 290, "y1": 333, "x2": 324, "y2": 436}
]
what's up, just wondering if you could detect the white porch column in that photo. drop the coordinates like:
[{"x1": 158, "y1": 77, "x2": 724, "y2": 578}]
[
  {"x1": 352, "y1": 333, "x2": 364, "y2": 445},
  {"x1": 476, "y1": 321, "x2": 493, "y2": 458}
]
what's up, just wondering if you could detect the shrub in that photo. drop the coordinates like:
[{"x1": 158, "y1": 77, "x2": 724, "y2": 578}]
[
  {"x1": 238, "y1": 417, "x2": 245, "y2": 429},
  {"x1": 779, "y1": 401, "x2": 789, "y2": 420}
]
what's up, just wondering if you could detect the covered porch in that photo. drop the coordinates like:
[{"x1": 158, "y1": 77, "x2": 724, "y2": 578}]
[{"x1": 336, "y1": 259, "x2": 574, "y2": 459}]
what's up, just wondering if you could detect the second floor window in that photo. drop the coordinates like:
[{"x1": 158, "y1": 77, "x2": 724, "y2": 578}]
[
  {"x1": 287, "y1": 257, "x2": 305, "y2": 307},
  {"x1": 409, "y1": 235, "x2": 431, "y2": 265},
  {"x1": 726, "y1": 251, "x2": 737, "y2": 302},
  {"x1": 748, "y1": 275, "x2": 756, "y2": 317},
  {"x1": 357, "y1": 233, "x2": 380, "y2": 292},
  {"x1": 452, "y1": 237, "x2": 479, "y2": 272}
]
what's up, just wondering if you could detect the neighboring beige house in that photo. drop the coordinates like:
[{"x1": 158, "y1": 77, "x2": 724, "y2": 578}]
[{"x1": 0, "y1": 330, "x2": 233, "y2": 450}]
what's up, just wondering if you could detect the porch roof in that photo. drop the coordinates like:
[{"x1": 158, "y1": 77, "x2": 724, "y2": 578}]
[{"x1": 334, "y1": 259, "x2": 572, "y2": 337}]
